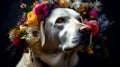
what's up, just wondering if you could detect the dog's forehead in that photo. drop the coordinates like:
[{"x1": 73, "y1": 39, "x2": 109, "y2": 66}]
[
  {"x1": 64, "y1": 8, "x2": 80, "y2": 16},
  {"x1": 47, "y1": 8, "x2": 80, "y2": 24},
  {"x1": 52, "y1": 8, "x2": 80, "y2": 16}
]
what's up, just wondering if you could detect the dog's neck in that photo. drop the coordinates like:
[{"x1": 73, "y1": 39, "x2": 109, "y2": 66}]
[{"x1": 31, "y1": 47, "x2": 79, "y2": 67}]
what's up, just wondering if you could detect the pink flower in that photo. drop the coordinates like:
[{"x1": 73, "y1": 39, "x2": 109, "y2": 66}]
[
  {"x1": 20, "y1": 3, "x2": 26, "y2": 8},
  {"x1": 84, "y1": 20, "x2": 99, "y2": 36},
  {"x1": 19, "y1": 15, "x2": 27, "y2": 25},
  {"x1": 33, "y1": 3, "x2": 44, "y2": 16},
  {"x1": 89, "y1": 10, "x2": 98, "y2": 19},
  {"x1": 33, "y1": 3, "x2": 49, "y2": 22},
  {"x1": 43, "y1": 5, "x2": 49, "y2": 17}
]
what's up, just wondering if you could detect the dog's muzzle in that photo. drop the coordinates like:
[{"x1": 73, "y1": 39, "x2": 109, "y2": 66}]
[
  {"x1": 79, "y1": 25, "x2": 91, "y2": 45},
  {"x1": 63, "y1": 25, "x2": 91, "y2": 52}
]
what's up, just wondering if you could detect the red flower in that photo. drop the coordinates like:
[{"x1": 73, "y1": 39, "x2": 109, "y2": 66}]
[
  {"x1": 84, "y1": 20, "x2": 99, "y2": 36},
  {"x1": 12, "y1": 37, "x2": 28, "y2": 48}
]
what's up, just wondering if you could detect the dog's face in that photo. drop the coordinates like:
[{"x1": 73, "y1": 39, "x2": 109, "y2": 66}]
[{"x1": 40, "y1": 8, "x2": 91, "y2": 52}]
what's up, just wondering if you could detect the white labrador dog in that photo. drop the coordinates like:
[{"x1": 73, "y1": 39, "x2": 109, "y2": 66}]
[{"x1": 16, "y1": 8, "x2": 91, "y2": 67}]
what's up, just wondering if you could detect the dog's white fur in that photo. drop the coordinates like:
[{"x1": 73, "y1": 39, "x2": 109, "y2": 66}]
[{"x1": 16, "y1": 8, "x2": 89, "y2": 67}]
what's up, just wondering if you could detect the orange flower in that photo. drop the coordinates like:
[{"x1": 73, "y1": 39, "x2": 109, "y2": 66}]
[{"x1": 27, "y1": 11, "x2": 39, "y2": 26}]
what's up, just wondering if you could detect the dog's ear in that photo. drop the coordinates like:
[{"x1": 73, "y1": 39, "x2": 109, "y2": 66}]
[{"x1": 40, "y1": 21, "x2": 45, "y2": 47}]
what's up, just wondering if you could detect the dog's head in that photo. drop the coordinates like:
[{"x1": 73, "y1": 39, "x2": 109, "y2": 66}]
[{"x1": 40, "y1": 8, "x2": 91, "y2": 52}]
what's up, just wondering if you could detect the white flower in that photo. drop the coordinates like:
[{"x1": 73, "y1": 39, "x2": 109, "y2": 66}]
[{"x1": 26, "y1": 26, "x2": 40, "y2": 41}]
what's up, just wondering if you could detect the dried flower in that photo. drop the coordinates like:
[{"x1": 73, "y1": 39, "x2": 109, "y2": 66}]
[
  {"x1": 9, "y1": 28, "x2": 21, "y2": 41},
  {"x1": 77, "y1": 3, "x2": 88, "y2": 13},
  {"x1": 87, "y1": 47, "x2": 94, "y2": 54}
]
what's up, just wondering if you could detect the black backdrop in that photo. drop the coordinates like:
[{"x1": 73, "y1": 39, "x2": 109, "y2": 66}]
[{"x1": 0, "y1": 0, "x2": 120, "y2": 67}]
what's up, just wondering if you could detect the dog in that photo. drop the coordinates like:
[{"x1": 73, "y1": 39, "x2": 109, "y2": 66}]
[{"x1": 16, "y1": 8, "x2": 91, "y2": 67}]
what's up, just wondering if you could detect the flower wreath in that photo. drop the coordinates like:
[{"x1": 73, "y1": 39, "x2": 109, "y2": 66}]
[{"x1": 9, "y1": 0, "x2": 113, "y2": 57}]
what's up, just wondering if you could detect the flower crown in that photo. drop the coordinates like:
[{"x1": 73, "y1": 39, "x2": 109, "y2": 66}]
[{"x1": 9, "y1": 0, "x2": 113, "y2": 55}]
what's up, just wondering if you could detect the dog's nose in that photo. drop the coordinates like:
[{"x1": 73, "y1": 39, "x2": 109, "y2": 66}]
[
  {"x1": 64, "y1": 47, "x2": 72, "y2": 52},
  {"x1": 80, "y1": 25, "x2": 91, "y2": 34}
]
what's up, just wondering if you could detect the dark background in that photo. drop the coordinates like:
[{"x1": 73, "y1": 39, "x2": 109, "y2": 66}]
[{"x1": 0, "y1": 0, "x2": 120, "y2": 67}]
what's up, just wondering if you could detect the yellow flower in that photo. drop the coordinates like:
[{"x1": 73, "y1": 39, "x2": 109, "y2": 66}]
[{"x1": 27, "y1": 11, "x2": 39, "y2": 26}]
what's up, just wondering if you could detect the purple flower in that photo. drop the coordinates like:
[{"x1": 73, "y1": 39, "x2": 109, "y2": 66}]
[{"x1": 89, "y1": 10, "x2": 98, "y2": 19}]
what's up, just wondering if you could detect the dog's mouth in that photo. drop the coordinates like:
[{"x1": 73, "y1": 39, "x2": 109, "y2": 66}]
[
  {"x1": 61, "y1": 30, "x2": 92, "y2": 52},
  {"x1": 79, "y1": 30, "x2": 92, "y2": 46}
]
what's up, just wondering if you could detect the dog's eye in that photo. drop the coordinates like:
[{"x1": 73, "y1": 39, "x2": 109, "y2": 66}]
[
  {"x1": 55, "y1": 17, "x2": 65, "y2": 23},
  {"x1": 76, "y1": 17, "x2": 82, "y2": 23}
]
